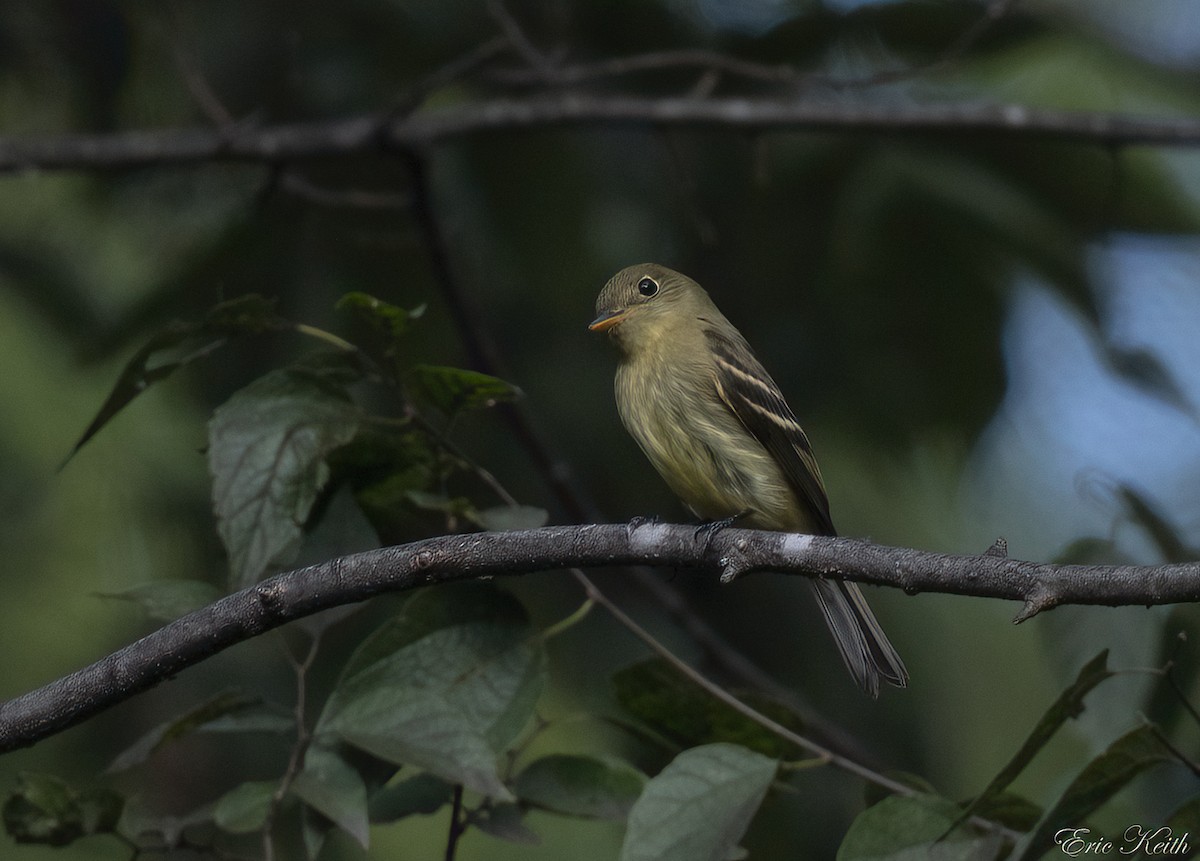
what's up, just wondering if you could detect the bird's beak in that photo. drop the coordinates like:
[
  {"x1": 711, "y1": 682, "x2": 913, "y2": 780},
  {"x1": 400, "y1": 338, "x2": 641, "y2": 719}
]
[{"x1": 588, "y1": 308, "x2": 629, "y2": 332}]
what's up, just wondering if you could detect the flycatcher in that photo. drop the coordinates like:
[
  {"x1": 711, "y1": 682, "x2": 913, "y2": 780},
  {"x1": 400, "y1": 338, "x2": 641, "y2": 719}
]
[{"x1": 590, "y1": 263, "x2": 907, "y2": 696}]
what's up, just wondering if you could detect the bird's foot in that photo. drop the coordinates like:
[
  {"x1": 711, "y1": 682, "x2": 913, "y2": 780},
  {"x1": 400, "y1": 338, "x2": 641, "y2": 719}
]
[
  {"x1": 626, "y1": 514, "x2": 659, "y2": 535},
  {"x1": 693, "y1": 510, "x2": 750, "y2": 552}
]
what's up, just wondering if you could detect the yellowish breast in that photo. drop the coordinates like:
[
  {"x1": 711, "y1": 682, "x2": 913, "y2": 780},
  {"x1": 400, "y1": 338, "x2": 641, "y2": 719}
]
[{"x1": 613, "y1": 345, "x2": 805, "y2": 531}]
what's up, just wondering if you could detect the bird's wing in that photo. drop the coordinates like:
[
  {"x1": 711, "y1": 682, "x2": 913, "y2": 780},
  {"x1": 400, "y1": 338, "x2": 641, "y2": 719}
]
[{"x1": 705, "y1": 327, "x2": 836, "y2": 536}]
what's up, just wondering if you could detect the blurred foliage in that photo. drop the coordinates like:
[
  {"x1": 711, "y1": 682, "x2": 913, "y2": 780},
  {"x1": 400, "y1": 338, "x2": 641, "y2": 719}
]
[{"x1": 4, "y1": 0, "x2": 1200, "y2": 858}]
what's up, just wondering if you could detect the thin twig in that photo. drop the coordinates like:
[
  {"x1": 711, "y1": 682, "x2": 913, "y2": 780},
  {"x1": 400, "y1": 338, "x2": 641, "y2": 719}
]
[
  {"x1": 445, "y1": 784, "x2": 466, "y2": 861},
  {"x1": 485, "y1": 0, "x2": 557, "y2": 83},
  {"x1": 164, "y1": 0, "x2": 236, "y2": 128},
  {"x1": 386, "y1": 36, "x2": 512, "y2": 121},
  {"x1": 261, "y1": 631, "x2": 323, "y2": 861},
  {"x1": 277, "y1": 173, "x2": 411, "y2": 210},
  {"x1": 487, "y1": 48, "x2": 813, "y2": 88},
  {"x1": 489, "y1": 2, "x2": 1020, "y2": 93},
  {"x1": 8, "y1": 97, "x2": 1200, "y2": 175},
  {"x1": 814, "y1": 0, "x2": 1021, "y2": 90}
]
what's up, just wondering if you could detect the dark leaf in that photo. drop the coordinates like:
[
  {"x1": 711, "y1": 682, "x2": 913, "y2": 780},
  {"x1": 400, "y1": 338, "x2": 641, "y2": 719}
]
[
  {"x1": 613, "y1": 658, "x2": 806, "y2": 759},
  {"x1": 108, "y1": 691, "x2": 284, "y2": 773},
  {"x1": 208, "y1": 367, "x2": 360, "y2": 589},
  {"x1": 466, "y1": 802, "x2": 540, "y2": 844},
  {"x1": 369, "y1": 773, "x2": 453, "y2": 823},
  {"x1": 964, "y1": 792, "x2": 1042, "y2": 833},
  {"x1": 839, "y1": 795, "x2": 1006, "y2": 861},
  {"x1": 1016, "y1": 724, "x2": 1175, "y2": 860},
  {"x1": 118, "y1": 797, "x2": 215, "y2": 848},
  {"x1": 2, "y1": 774, "x2": 123, "y2": 847},
  {"x1": 337, "y1": 292, "x2": 426, "y2": 343},
  {"x1": 94, "y1": 579, "x2": 221, "y2": 623},
  {"x1": 213, "y1": 780, "x2": 277, "y2": 834},
  {"x1": 316, "y1": 584, "x2": 545, "y2": 800},
  {"x1": 407, "y1": 364, "x2": 521, "y2": 417},
  {"x1": 955, "y1": 651, "x2": 1111, "y2": 827},
  {"x1": 515, "y1": 754, "x2": 645, "y2": 821},
  {"x1": 301, "y1": 804, "x2": 332, "y2": 861},
  {"x1": 863, "y1": 772, "x2": 937, "y2": 808},
  {"x1": 291, "y1": 743, "x2": 370, "y2": 849},
  {"x1": 67, "y1": 294, "x2": 283, "y2": 462},
  {"x1": 195, "y1": 701, "x2": 295, "y2": 735},
  {"x1": 618, "y1": 743, "x2": 776, "y2": 861}
]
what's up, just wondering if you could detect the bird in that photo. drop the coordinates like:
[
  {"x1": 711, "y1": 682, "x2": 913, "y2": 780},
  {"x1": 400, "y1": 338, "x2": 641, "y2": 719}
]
[{"x1": 589, "y1": 263, "x2": 907, "y2": 696}]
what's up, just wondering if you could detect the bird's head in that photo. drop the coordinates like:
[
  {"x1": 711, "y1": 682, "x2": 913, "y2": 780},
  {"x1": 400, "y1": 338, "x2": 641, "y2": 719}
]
[{"x1": 589, "y1": 264, "x2": 709, "y2": 350}]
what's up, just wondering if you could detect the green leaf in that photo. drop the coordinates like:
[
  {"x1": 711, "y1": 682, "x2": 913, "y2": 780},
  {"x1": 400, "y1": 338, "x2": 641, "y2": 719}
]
[
  {"x1": 94, "y1": 579, "x2": 222, "y2": 623},
  {"x1": 291, "y1": 744, "x2": 370, "y2": 849},
  {"x1": 466, "y1": 802, "x2": 540, "y2": 844},
  {"x1": 2, "y1": 774, "x2": 123, "y2": 847},
  {"x1": 515, "y1": 754, "x2": 646, "y2": 820},
  {"x1": 964, "y1": 792, "x2": 1042, "y2": 833},
  {"x1": 838, "y1": 795, "x2": 1006, "y2": 861},
  {"x1": 301, "y1": 805, "x2": 332, "y2": 861},
  {"x1": 337, "y1": 292, "x2": 425, "y2": 343},
  {"x1": 1015, "y1": 724, "x2": 1175, "y2": 861},
  {"x1": 118, "y1": 797, "x2": 215, "y2": 848},
  {"x1": 68, "y1": 294, "x2": 283, "y2": 463},
  {"x1": 369, "y1": 773, "x2": 453, "y2": 823},
  {"x1": 208, "y1": 367, "x2": 361, "y2": 589},
  {"x1": 618, "y1": 743, "x2": 777, "y2": 861},
  {"x1": 470, "y1": 505, "x2": 549, "y2": 531},
  {"x1": 613, "y1": 658, "x2": 806, "y2": 759},
  {"x1": 336, "y1": 429, "x2": 437, "y2": 528},
  {"x1": 956, "y1": 650, "x2": 1111, "y2": 826},
  {"x1": 107, "y1": 691, "x2": 287, "y2": 773},
  {"x1": 194, "y1": 701, "x2": 294, "y2": 735},
  {"x1": 316, "y1": 584, "x2": 545, "y2": 800},
  {"x1": 403, "y1": 489, "x2": 474, "y2": 518},
  {"x1": 321, "y1": 690, "x2": 509, "y2": 799},
  {"x1": 407, "y1": 364, "x2": 521, "y2": 416},
  {"x1": 213, "y1": 780, "x2": 276, "y2": 834},
  {"x1": 863, "y1": 772, "x2": 937, "y2": 809}
]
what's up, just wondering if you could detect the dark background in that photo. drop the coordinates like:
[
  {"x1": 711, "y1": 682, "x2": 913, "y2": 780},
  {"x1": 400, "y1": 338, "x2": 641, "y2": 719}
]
[{"x1": 3, "y1": 0, "x2": 1200, "y2": 857}]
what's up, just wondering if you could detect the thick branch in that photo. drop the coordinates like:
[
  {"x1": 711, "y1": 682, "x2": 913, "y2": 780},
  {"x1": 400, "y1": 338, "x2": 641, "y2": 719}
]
[
  {"x1": 1, "y1": 522, "x2": 1198, "y2": 754},
  {"x1": 4, "y1": 97, "x2": 1200, "y2": 174}
]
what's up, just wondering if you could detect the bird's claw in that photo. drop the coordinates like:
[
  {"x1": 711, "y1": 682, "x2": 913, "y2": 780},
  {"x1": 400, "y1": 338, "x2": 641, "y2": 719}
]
[
  {"x1": 693, "y1": 510, "x2": 749, "y2": 552},
  {"x1": 627, "y1": 514, "x2": 659, "y2": 535}
]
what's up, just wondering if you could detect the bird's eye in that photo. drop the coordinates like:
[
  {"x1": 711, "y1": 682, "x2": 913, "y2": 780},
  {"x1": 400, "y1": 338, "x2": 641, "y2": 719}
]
[{"x1": 637, "y1": 277, "x2": 659, "y2": 297}]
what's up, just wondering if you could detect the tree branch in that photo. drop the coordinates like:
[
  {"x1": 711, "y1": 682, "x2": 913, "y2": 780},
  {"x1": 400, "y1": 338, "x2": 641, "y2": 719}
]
[
  {"x1": 4, "y1": 96, "x2": 1200, "y2": 175},
  {"x1": 1, "y1": 523, "x2": 1198, "y2": 755}
]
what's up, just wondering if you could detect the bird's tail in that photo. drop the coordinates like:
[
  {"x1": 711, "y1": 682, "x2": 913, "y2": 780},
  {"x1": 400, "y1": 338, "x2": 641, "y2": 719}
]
[{"x1": 811, "y1": 578, "x2": 908, "y2": 697}]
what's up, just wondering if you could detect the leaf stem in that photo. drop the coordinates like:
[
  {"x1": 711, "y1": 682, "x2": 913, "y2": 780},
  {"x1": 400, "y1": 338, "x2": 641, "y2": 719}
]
[
  {"x1": 539, "y1": 597, "x2": 595, "y2": 640},
  {"x1": 293, "y1": 322, "x2": 358, "y2": 353}
]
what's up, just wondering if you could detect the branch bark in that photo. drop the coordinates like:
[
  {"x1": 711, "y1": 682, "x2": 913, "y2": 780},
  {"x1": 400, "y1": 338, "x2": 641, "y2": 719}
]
[
  {"x1": 4, "y1": 96, "x2": 1200, "y2": 174},
  {"x1": 1, "y1": 522, "x2": 1198, "y2": 755}
]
